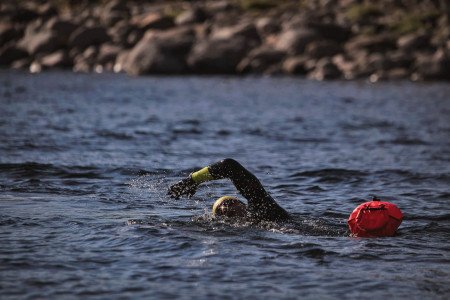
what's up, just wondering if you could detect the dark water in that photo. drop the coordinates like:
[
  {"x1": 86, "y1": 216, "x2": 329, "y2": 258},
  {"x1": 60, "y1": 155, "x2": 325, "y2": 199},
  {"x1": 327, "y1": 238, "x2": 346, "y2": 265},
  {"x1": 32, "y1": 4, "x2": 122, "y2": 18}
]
[{"x1": 1, "y1": 70, "x2": 449, "y2": 299}]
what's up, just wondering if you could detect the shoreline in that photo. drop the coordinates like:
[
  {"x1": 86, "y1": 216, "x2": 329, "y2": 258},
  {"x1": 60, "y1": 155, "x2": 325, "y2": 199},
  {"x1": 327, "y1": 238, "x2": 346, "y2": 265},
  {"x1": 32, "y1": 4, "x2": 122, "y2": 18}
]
[{"x1": 1, "y1": 0, "x2": 449, "y2": 81}]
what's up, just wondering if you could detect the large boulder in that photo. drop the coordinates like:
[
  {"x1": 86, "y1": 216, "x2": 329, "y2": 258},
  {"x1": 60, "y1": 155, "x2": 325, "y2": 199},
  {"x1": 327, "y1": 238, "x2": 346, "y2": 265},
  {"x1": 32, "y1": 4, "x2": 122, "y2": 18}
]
[
  {"x1": 123, "y1": 27, "x2": 195, "y2": 75},
  {"x1": 104, "y1": 0, "x2": 128, "y2": 12},
  {"x1": 69, "y1": 26, "x2": 110, "y2": 51},
  {"x1": 0, "y1": 44, "x2": 28, "y2": 65},
  {"x1": 175, "y1": 7, "x2": 207, "y2": 25},
  {"x1": 309, "y1": 58, "x2": 342, "y2": 80},
  {"x1": 305, "y1": 40, "x2": 342, "y2": 59},
  {"x1": 17, "y1": 28, "x2": 65, "y2": 56},
  {"x1": 0, "y1": 23, "x2": 21, "y2": 46},
  {"x1": 282, "y1": 56, "x2": 308, "y2": 75},
  {"x1": 100, "y1": 2, "x2": 129, "y2": 27},
  {"x1": 367, "y1": 51, "x2": 414, "y2": 72},
  {"x1": 39, "y1": 50, "x2": 72, "y2": 69},
  {"x1": 8, "y1": 7, "x2": 39, "y2": 23},
  {"x1": 414, "y1": 48, "x2": 450, "y2": 80},
  {"x1": 97, "y1": 43, "x2": 122, "y2": 65},
  {"x1": 306, "y1": 22, "x2": 351, "y2": 43},
  {"x1": 108, "y1": 20, "x2": 142, "y2": 47},
  {"x1": 132, "y1": 13, "x2": 174, "y2": 31},
  {"x1": 113, "y1": 49, "x2": 131, "y2": 73},
  {"x1": 345, "y1": 34, "x2": 397, "y2": 53},
  {"x1": 187, "y1": 36, "x2": 250, "y2": 74},
  {"x1": 45, "y1": 17, "x2": 78, "y2": 40},
  {"x1": 210, "y1": 22, "x2": 260, "y2": 45},
  {"x1": 73, "y1": 46, "x2": 98, "y2": 72},
  {"x1": 255, "y1": 17, "x2": 281, "y2": 37},
  {"x1": 274, "y1": 28, "x2": 321, "y2": 55},
  {"x1": 237, "y1": 46, "x2": 286, "y2": 73},
  {"x1": 397, "y1": 32, "x2": 431, "y2": 52}
]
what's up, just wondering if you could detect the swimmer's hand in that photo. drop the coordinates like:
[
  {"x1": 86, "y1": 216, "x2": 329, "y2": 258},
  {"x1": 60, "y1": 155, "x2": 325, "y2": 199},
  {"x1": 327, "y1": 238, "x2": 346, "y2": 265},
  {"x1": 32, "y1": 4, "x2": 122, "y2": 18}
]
[{"x1": 167, "y1": 175, "x2": 198, "y2": 199}]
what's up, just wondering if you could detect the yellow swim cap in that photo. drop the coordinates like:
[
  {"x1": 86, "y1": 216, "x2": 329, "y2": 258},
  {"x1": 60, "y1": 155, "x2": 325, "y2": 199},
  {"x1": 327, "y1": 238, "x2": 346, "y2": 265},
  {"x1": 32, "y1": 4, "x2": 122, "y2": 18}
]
[{"x1": 212, "y1": 196, "x2": 245, "y2": 216}]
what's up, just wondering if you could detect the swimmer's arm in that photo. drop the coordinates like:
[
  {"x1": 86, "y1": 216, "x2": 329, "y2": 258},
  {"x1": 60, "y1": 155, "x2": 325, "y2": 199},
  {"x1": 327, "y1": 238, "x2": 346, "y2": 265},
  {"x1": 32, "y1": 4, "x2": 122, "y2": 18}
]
[
  {"x1": 166, "y1": 164, "x2": 218, "y2": 199},
  {"x1": 168, "y1": 159, "x2": 289, "y2": 221},
  {"x1": 167, "y1": 159, "x2": 266, "y2": 200},
  {"x1": 167, "y1": 175, "x2": 198, "y2": 200}
]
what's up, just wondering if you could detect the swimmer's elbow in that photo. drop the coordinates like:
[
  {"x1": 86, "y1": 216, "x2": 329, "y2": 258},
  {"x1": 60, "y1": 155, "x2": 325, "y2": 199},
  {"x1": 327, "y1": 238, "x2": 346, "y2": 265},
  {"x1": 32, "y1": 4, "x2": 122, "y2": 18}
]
[{"x1": 221, "y1": 158, "x2": 242, "y2": 169}]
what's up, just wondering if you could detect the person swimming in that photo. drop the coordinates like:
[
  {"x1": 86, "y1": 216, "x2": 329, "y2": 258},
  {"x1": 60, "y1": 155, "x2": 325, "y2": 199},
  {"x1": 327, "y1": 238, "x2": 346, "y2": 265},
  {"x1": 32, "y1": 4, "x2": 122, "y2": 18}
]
[
  {"x1": 167, "y1": 158, "x2": 289, "y2": 222},
  {"x1": 167, "y1": 158, "x2": 403, "y2": 236}
]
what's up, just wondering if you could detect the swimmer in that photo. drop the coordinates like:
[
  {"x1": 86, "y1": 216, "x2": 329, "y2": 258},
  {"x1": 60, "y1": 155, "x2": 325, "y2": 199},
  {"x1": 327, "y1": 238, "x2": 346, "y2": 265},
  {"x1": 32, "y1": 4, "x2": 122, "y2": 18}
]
[
  {"x1": 167, "y1": 158, "x2": 290, "y2": 222},
  {"x1": 168, "y1": 158, "x2": 404, "y2": 236}
]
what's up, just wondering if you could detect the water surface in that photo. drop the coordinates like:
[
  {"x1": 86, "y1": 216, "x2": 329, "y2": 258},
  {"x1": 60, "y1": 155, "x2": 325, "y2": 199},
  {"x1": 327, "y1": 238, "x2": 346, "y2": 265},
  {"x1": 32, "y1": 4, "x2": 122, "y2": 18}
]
[{"x1": 1, "y1": 70, "x2": 449, "y2": 299}]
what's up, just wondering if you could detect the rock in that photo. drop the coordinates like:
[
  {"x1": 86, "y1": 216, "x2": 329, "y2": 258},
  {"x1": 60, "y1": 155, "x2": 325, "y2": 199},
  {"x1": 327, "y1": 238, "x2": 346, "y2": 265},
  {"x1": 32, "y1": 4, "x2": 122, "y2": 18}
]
[
  {"x1": 309, "y1": 58, "x2": 342, "y2": 80},
  {"x1": 100, "y1": 0, "x2": 129, "y2": 27},
  {"x1": 101, "y1": 10, "x2": 128, "y2": 27},
  {"x1": 345, "y1": 34, "x2": 396, "y2": 53},
  {"x1": 366, "y1": 53, "x2": 390, "y2": 71},
  {"x1": 305, "y1": 40, "x2": 342, "y2": 59},
  {"x1": 97, "y1": 43, "x2": 122, "y2": 65},
  {"x1": 386, "y1": 68, "x2": 410, "y2": 79},
  {"x1": 104, "y1": 0, "x2": 128, "y2": 12},
  {"x1": 282, "y1": 56, "x2": 308, "y2": 75},
  {"x1": 188, "y1": 36, "x2": 250, "y2": 74},
  {"x1": 73, "y1": 46, "x2": 98, "y2": 72},
  {"x1": 369, "y1": 68, "x2": 410, "y2": 82},
  {"x1": 39, "y1": 50, "x2": 72, "y2": 68},
  {"x1": 237, "y1": 46, "x2": 286, "y2": 73},
  {"x1": 11, "y1": 57, "x2": 32, "y2": 69},
  {"x1": 69, "y1": 26, "x2": 110, "y2": 51},
  {"x1": 264, "y1": 64, "x2": 284, "y2": 76},
  {"x1": 366, "y1": 51, "x2": 414, "y2": 73},
  {"x1": 0, "y1": 23, "x2": 20, "y2": 45},
  {"x1": 175, "y1": 7, "x2": 207, "y2": 25},
  {"x1": 255, "y1": 17, "x2": 281, "y2": 36},
  {"x1": 123, "y1": 28, "x2": 195, "y2": 75},
  {"x1": 108, "y1": 20, "x2": 141, "y2": 47},
  {"x1": 397, "y1": 32, "x2": 431, "y2": 52},
  {"x1": 332, "y1": 54, "x2": 359, "y2": 79},
  {"x1": 126, "y1": 29, "x2": 144, "y2": 47},
  {"x1": 132, "y1": 13, "x2": 174, "y2": 30},
  {"x1": 210, "y1": 22, "x2": 260, "y2": 45},
  {"x1": 18, "y1": 29, "x2": 65, "y2": 55},
  {"x1": 306, "y1": 22, "x2": 352, "y2": 43},
  {"x1": 0, "y1": 44, "x2": 28, "y2": 65},
  {"x1": 45, "y1": 18, "x2": 78, "y2": 40},
  {"x1": 9, "y1": 7, "x2": 39, "y2": 23},
  {"x1": 415, "y1": 48, "x2": 450, "y2": 80},
  {"x1": 37, "y1": 3, "x2": 58, "y2": 20},
  {"x1": 208, "y1": 1, "x2": 234, "y2": 13},
  {"x1": 386, "y1": 51, "x2": 414, "y2": 69},
  {"x1": 275, "y1": 28, "x2": 321, "y2": 55},
  {"x1": 113, "y1": 49, "x2": 130, "y2": 73}
]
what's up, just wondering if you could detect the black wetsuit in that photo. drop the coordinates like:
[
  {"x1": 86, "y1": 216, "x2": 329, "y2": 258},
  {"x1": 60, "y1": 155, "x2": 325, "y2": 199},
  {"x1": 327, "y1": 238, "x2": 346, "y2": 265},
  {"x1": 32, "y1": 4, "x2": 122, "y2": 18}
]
[{"x1": 168, "y1": 158, "x2": 290, "y2": 223}]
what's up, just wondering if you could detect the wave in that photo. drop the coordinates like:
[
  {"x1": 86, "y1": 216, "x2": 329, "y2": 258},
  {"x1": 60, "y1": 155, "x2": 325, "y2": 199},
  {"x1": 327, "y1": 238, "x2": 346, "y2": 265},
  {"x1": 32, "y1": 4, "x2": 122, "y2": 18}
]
[
  {"x1": 0, "y1": 162, "x2": 104, "y2": 179},
  {"x1": 289, "y1": 168, "x2": 367, "y2": 183},
  {"x1": 377, "y1": 138, "x2": 429, "y2": 145},
  {"x1": 287, "y1": 167, "x2": 448, "y2": 185}
]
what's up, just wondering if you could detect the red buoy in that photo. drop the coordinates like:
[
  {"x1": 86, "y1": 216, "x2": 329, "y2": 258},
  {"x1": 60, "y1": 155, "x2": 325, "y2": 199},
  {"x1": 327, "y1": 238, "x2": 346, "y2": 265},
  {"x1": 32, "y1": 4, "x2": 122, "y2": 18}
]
[{"x1": 348, "y1": 197, "x2": 403, "y2": 237}]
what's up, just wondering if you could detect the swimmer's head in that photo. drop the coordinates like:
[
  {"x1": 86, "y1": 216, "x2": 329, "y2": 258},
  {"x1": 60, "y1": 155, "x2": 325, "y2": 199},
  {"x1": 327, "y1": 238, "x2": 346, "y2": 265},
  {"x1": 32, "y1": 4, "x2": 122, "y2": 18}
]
[{"x1": 213, "y1": 196, "x2": 247, "y2": 218}]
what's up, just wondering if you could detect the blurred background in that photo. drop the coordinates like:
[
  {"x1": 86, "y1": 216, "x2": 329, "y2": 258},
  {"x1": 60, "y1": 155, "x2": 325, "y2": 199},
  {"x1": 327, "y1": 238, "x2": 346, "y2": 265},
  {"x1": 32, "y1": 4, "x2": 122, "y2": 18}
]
[
  {"x1": 1, "y1": 0, "x2": 449, "y2": 81},
  {"x1": 1, "y1": 1, "x2": 449, "y2": 299}
]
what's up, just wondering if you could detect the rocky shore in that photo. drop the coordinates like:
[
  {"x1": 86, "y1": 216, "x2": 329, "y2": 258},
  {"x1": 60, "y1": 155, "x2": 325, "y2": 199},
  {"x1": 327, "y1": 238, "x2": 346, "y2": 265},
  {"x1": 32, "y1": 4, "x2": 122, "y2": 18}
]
[{"x1": 1, "y1": 0, "x2": 449, "y2": 81}]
